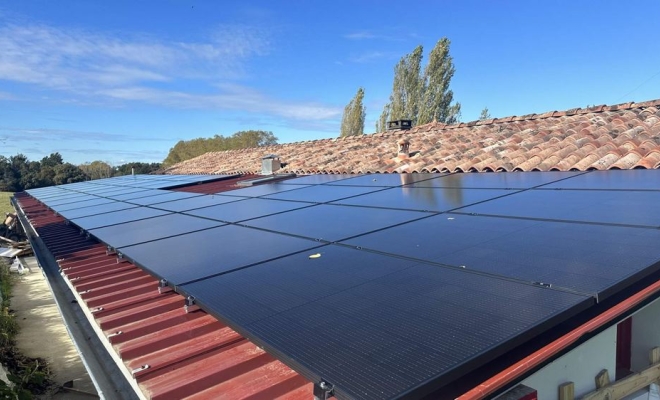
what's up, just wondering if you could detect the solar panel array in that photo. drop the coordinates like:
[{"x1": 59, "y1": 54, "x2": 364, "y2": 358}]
[{"x1": 26, "y1": 171, "x2": 660, "y2": 399}]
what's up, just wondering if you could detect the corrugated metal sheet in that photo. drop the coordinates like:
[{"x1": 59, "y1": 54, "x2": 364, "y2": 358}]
[{"x1": 14, "y1": 192, "x2": 312, "y2": 400}]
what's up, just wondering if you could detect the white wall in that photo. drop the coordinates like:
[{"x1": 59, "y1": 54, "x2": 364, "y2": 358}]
[
  {"x1": 520, "y1": 325, "x2": 617, "y2": 400},
  {"x1": 631, "y1": 298, "x2": 660, "y2": 372}
]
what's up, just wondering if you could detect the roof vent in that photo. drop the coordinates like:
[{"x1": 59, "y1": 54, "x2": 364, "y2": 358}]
[
  {"x1": 387, "y1": 120, "x2": 412, "y2": 131},
  {"x1": 261, "y1": 154, "x2": 281, "y2": 175}
]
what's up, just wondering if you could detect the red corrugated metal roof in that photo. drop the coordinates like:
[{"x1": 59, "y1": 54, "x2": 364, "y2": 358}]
[
  {"x1": 170, "y1": 174, "x2": 260, "y2": 194},
  {"x1": 13, "y1": 192, "x2": 312, "y2": 400}
]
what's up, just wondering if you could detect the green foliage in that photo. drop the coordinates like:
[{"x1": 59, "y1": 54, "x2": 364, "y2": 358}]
[
  {"x1": 78, "y1": 160, "x2": 113, "y2": 180},
  {"x1": 340, "y1": 87, "x2": 366, "y2": 137},
  {"x1": 0, "y1": 153, "x2": 87, "y2": 192},
  {"x1": 377, "y1": 38, "x2": 461, "y2": 131},
  {"x1": 113, "y1": 162, "x2": 162, "y2": 176},
  {"x1": 163, "y1": 130, "x2": 278, "y2": 166},
  {"x1": 479, "y1": 107, "x2": 491, "y2": 120},
  {"x1": 0, "y1": 193, "x2": 13, "y2": 216}
]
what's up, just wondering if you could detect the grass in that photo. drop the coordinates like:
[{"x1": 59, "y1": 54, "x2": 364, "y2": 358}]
[{"x1": 0, "y1": 192, "x2": 14, "y2": 216}]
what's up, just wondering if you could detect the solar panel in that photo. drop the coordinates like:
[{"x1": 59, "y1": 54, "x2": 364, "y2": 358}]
[
  {"x1": 124, "y1": 191, "x2": 202, "y2": 206},
  {"x1": 341, "y1": 214, "x2": 660, "y2": 299},
  {"x1": 71, "y1": 207, "x2": 171, "y2": 230},
  {"x1": 41, "y1": 194, "x2": 101, "y2": 207},
  {"x1": 179, "y1": 245, "x2": 592, "y2": 399},
  {"x1": 262, "y1": 185, "x2": 385, "y2": 203},
  {"x1": 221, "y1": 183, "x2": 312, "y2": 198},
  {"x1": 326, "y1": 173, "x2": 442, "y2": 187},
  {"x1": 106, "y1": 189, "x2": 172, "y2": 201},
  {"x1": 58, "y1": 202, "x2": 137, "y2": 219},
  {"x1": 148, "y1": 194, "x2": 244, "y2": 212},
  {"x1": 542, "y1": 169, "x2": 660, "y2": 190},
  {"x1": 278, "y1": 174, "x2": 356, "y2": 185},
  {"x1": 243, "y1": 204, "x2": 432, "y2": 242},
  {"x1": 89, "y1": 213, "x2": 224, "y2": 248},
  {"x1": 332, "y1": 187, "x2": 519, "y2": 212},
  {"x1": 49, "y1": 197, "x2": 117, "y2": 212},
  {"x1": 458, "y1": 189, "x2": 660, "y2": 227},
  {"x1": 185, "y1": 198, "x2": 313, "y2": 223},
  {"x1": 405, "y1": 171, "x2": 584, "y2": 189},
  {"x1": 24, "y1": 170, "x2": 660, "y2": 399},
  {"x1": 117, "y1": 225, "x2": 323, "y2": 285}
]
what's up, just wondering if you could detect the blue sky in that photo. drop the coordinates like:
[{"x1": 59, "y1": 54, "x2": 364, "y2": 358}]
[{"x1": 1, "y1": 1, "x2": 659, "y2": 165}]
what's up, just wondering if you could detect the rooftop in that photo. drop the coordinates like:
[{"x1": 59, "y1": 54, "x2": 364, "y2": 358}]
[{"x1": 163, "y1": 99, "x2": 660, "y2": 175}]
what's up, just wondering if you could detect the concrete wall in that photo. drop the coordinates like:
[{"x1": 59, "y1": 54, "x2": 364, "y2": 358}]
[
  {"x1": 631, "y1": 298, "x2": 660, "y2": 372},
  {"x1": 520, "y1": 325, "x2": 617, "y2": 400}
]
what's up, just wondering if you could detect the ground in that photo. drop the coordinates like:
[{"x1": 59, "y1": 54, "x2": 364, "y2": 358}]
[
  {"x1": 0, "y1": 192, "x2": 14, "y2": 215},
  {"x1": 11, "y1": 264, "x2": 98, "y2": 399}
]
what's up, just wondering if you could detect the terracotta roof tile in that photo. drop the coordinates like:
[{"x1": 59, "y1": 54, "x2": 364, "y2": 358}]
[{"x1": 163, "y1": 99, "x2": 660, "y2": 175}]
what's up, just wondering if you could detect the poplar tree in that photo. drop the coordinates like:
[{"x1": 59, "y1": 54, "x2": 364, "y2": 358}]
[
  {"x1": 340, "y1": 87, "x2": 366, "y2": 137},
  {"x1": 479, "y1": 107, "x2": 492, "y2": 120},
  {"x1": 377, "y1": 38, "x2": 461, "y2": 131}
]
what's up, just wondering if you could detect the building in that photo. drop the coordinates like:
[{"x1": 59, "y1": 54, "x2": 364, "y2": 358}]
[{"x1": 10, "y1": 99, "x2": 660, "y2": 400}]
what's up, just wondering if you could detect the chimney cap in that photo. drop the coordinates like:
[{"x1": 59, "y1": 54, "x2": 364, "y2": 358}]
[
  {"x1": 397, "y1": 138, "x2": 410, "y2": 145},
  {"x1": 387, "y1": 120, "x2": 413, "y2": 130},
  {"x1": 262, "y1": 154, "x2": 279, "y2": 160}
]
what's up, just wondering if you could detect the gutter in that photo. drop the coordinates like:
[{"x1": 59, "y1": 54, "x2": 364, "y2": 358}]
[
  {"x1": 11, "y1": 196, "x2": 139, "y2": 400},
  {"x1": 458, "y1": 276, "x2": 660, "y2": 400}
]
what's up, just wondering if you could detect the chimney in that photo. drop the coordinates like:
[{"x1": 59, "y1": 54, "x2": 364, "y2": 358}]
[
  {"x1": 261, "y1": 154, "x2": 281, "y2": 175},
  {"x1": 397, "y1": 138, "x2": 411, "y2": 158},
  {"x1": 387, "y1": 119, "x2": 412, "y2": 131}
]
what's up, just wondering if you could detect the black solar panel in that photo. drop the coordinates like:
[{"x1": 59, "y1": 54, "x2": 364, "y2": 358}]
[
  {"x1": 148, "y1": 194, "x2": 243, "y2": 212},
  {"x1": 458, "y1": 189, "x2": 660, "y2": 227},
  {"x1": 221, "y1": 183, "x2": 312, "y2": 197},
  {"x1": 406, "y1": 171, "x2": 583, "y2": 189},
  {"x1": 49, "y1": 197, "x2": 117, "y2": 212},
  {"x1": 23, "y1": 170, "x2": 660, "y2": 399},
  {"x1": 332, "y1": 187, "x2": 519, "y2": 212},
  {"x1": 180, "y1": 245, "x2": 592, "y2": 399},
  {"x1": 71, "y1": 207, "x2": 171, "y2": 230},
  {"x1": 542, "y1": 169, "x2": 660, "y2": 190},
  {"x1": 341, "y1": 214, "x2": 660, "y2": 299},
  {"x1": 243, "y1": 204, "x2": 432, "y2": 242},
  {"x1": 185, "y1": 198, "x2": 313, "y2": 223},
  {"x1": 90, "y1": 213, "x2": 224, "y2": 248},
  {"x1": 278, "y1": 174, "x2": 356, "y2": 185},
  {"x1": 124, "y1": 191, "x2": 202, "y2": 206},
  {"x1": 58, "y1": 202, "x2": 137, "y2": 219},
  {"x1": 263, "y1": 185, "x2": 385, "y2": 203},
  {"x1": 117, "y1": 225, "x2": 323, "y2": 285},
  {"x1": 325, "y1": 173, "x2": 442, "y2": 187}
]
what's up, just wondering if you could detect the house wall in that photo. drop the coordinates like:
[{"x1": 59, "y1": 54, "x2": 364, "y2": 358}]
[
  {"x1": 631, "y1": 298, "x2": 660, "y2": 371},
  {"x1": 519, "y1": 325, "x2": 617, "y2": 400}
]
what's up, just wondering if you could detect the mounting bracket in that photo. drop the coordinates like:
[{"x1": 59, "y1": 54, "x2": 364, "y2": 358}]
[{"x1": 313, "y1": 381, "x2": 334, "y2": 400}]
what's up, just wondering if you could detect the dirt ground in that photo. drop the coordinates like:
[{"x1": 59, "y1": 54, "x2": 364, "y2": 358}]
[{"x1": 11, "y1": 267, "x2": 98, "y2": 399}]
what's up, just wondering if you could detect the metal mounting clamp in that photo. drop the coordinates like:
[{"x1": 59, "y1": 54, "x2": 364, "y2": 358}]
[
  {"x1": 313, "y1": 381, "x2": 334, "y2": 400},
  {"x1": 184, "y1": 295, "x2": 199, "y2": 313}
]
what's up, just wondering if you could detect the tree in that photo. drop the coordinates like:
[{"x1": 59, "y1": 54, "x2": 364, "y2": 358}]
[
  {"x1": 340, "y1": 87, "x2": 366, "y2": 137},
  {"x1": 479, "y1": 107, "x2": 491, "y2": 121},
  {"x1": 79, "y1": 161, "x2": 113, "y2": 180},
  {"x1": 114, "y1": 162, "x2": 162, "y2": 176},
  {"x1": 377, "y1": 39, "x2": 461, "y2": 131}
]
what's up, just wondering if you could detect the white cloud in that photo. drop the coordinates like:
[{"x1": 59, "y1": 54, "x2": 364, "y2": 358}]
[
  {"x1": 344, "y1": 31, "x2": 380, "y2": 40},
  {"x1": 350, "y1": 51, "x2": 398, "y2": 63},
  {"x1": 98, "y1": 85, "x2": 341, "y2": 120},
  {"x1": 0, "y1": 20, "x2": 340, "y2": 122},
  {"x1": 0, "y1": 22, "x2": 267, "y2": 90}
]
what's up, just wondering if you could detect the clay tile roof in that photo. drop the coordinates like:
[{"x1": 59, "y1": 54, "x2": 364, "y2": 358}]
[{"x1": 163, "y1": 99, "x2": 660, "y2": 175}]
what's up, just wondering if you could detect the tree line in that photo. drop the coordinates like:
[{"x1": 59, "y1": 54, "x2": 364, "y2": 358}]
[
  {"x1": 162, "y1": 130, "x2": 278, "y2": 166},
  {"x1": 0, "y1": 153, "x2": 161, "y2": 192}
]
